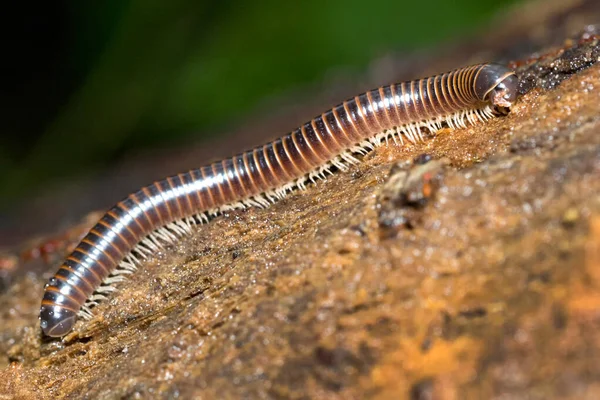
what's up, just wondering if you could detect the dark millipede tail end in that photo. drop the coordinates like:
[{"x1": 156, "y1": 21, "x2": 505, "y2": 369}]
[
  {"x1": 40, "y1": 306, "x2": 77, "y2": 337},
  {"x1": 40, "y1": 302, "x2": 77, "y2": 337}
]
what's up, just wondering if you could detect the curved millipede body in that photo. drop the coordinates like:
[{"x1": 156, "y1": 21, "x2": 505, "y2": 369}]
[{"x1": 40, "y1": 63, "x2": 518, "y2": 337}]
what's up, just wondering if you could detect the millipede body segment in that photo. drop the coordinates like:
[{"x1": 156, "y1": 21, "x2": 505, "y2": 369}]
[{"x1": 40, "y1": 63, "x2": 518, "y2": 337}]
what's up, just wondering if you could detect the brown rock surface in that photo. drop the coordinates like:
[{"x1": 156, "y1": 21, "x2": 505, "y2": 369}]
[{"x1": 2, "y1": 0, "x2": 600, "y2": 398}]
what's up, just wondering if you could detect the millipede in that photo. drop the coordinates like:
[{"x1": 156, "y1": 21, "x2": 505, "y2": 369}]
[{"x1": 40, "y1": 63, "x2": 518, "y2": 337}]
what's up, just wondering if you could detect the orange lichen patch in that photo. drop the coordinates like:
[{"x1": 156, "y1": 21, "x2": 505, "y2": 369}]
[
  {"x1": 585, "y1": 216, "x2": 600, "y2": 287},
  {"x1": 568, "y1": 294, "x2": 600, "y2": 319},
  {"x1": 369, "y1": 336, "x2": 482, "y2": 399},
  {"x1": 567, "y1": 216, "x2": 600, "y2": 321}
]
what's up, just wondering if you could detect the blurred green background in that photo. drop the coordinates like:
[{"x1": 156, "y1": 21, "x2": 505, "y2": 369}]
[{"x1": 0, "y1": 0, "x2": 522, "y2": 206}]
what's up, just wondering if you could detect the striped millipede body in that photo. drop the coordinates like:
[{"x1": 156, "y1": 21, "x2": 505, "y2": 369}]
[{"x1": 40, "y1": 63, "x2": 518, "y2": 337}]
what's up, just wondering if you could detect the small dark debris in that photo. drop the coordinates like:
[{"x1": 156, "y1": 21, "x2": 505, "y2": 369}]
[
  {"x1": 410, "y1": 378, "x2": 434, "y2": 400},
  {"x1": 420, "y1": 336, "x2": 433, "y2": 352},
  {"x1": 349, "y1": 224, "x2": 367, "y2": 237},
  {"x1": 413, "y1": 153, "x2": 433, "y2": 165},
  {"x1": 552, "y1": 304, "x2": 568, "y2": 330},
  {"x1": 232, "y1": 249, "x2": 242, "y2": 260},
  {"x1": 458, "y1": 307, "x2": 488, "y2": 319},
  {"x1": 153, "y1": 277, "x2": 165, "y2": 292},
  {"x1": 377, "y1": 158, "x2": 449, "y2": 235},
  {"x1": 183, "y1": 280, "x2": 210, "y2": 300},
  {"x1": 561, "y1": 208, "x2": 580, "y2": 227},
  {"x1": 337, "y1": 248, "x2": 351, "y2": 256},
  {"x1": 527, "y1": 270, "x2": 552, "y2": 285}
]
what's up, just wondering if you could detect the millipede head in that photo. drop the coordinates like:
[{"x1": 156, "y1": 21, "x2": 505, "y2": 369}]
[
  {"x1": 40, "y1": 305, "x2": 77, "y2": 337},
  {"x1": 475, "y1": 64, "x2": 519, "y2": 113}
]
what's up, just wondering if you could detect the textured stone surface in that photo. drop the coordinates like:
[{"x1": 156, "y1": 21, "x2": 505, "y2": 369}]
[{"x1": 2, "y1": 0, "x2": 600, "y2": 398}]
